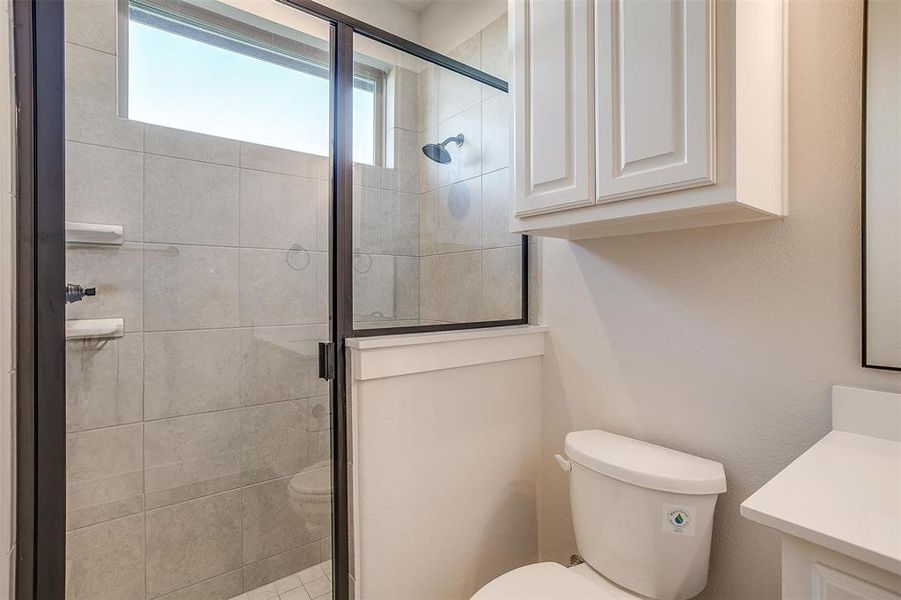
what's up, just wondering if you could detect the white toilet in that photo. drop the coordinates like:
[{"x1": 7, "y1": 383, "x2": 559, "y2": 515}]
[
  {"x1": 473, "y1": 430, "x2": 727, "y2": 600},
  {"x1": 288, "y1": 461, "x2": 332, "y2": 528}
]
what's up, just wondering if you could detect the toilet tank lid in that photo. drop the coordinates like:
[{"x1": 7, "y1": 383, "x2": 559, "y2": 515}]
[{"x1": 564, "y1": 430, "x2": 727, "y2": 495}]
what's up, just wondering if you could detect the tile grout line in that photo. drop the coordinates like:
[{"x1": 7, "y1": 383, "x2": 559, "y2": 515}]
[
  {"x1": 141, "y1": 140, "x2": 149, "y2": 600},
  {"x1": 65, "y1": 38, "x2": 118, "y2": 58},
  {"x1": 66, "y1": 389, "x2": 330, "y2": 435},
  {"x1": 148, "y1": 568, "x2": 243, "y2": 600},
  {"x1": 237, "y1": 141, "x2": 247, "y2": 589},
  {"x1": 66, "y1": 138, "x2": 333, "y2": 180}
]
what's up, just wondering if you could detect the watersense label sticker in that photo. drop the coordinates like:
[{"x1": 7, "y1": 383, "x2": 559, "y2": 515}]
[{"x1": 662, "y1": 505, "x2": 696, "y2": 536}]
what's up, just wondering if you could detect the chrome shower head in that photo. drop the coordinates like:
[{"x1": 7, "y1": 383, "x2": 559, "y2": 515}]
[
  {"x1": 422, "y1": 143, "x2": 451, "y2": 164},
  {"x1": 421, "y1": 134, "x2": 464, "y2": 164}
]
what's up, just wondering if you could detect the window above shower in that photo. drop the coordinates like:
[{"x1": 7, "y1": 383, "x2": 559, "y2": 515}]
[
  {"x1": 118, "y1": 0, "x2": 525, "y2": 336},
  {"x1": 122, "y1": 0, "x2": 383, "y2": 165}
]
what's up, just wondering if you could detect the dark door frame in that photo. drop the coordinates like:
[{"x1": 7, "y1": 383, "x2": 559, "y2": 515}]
[
  {"x1": 329, "y1": 19, "x2": 354, "y2": 600},
  {"x1": 288, "y1": 4, "x2": 516, "y2": 598},
  {"x1": 281, "y1": 0, "x2": 525, "y2": 342},
  {"x1": 13, "y1": 0, "x2": 66, "y2": 598},
  {"x1": 15, "y1": 1, "x2": 516, "y2": 598}
]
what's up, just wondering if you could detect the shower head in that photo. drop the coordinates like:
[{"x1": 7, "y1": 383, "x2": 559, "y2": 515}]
[
  {"x1": 422, "y1": 143, "x2": 451, "y2": 164},
  {"x1": 421, "y1": 134, "x2": 464, "y2": 164}
]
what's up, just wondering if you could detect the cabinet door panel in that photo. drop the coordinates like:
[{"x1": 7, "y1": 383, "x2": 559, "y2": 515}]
[
  {"x1": 513, "y1": 0, "x2": 594, "y2": 217},
  {"x1": 595, "y1": 0, "x2": 715, "y2": 202},
  {"x1": 813, "y1": 564, "x2": 901, "y2": 600}
]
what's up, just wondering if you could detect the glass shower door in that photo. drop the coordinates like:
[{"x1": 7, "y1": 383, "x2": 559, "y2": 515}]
[
  {"x1": 350, "y1": 33, "x2": 521, "y2": 333},
  {"x1": 63, "y1": 2, "x2": 334, "y2": 598}
]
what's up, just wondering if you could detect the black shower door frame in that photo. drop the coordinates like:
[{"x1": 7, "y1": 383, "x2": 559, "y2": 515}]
[
  {"x1": 292, "y1": 0, "x2": 524, "y2": 343},
  {"x1": 280, "y1": 6, "x2": 521, "y2": 600},
  {"x1": 15, "y1": 1, "x2": 521, "y2": 598}
]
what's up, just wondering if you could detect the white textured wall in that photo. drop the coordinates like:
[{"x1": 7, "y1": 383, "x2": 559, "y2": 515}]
[
  {"x1": 351, "y1": 353, "x2": 541, "y2": 599},
  {"x1": 419, "y1": 0, "x2": 506, "y2": 55},
  {"x1": 536, "y1": 2, "x2": 901, "y2": 599},
  {"x1": 221, "y1": 0, "x2": 421, "y2": 42},
  {"x1": 325, "y1": 0, "x2": 421, "y2": 41}
]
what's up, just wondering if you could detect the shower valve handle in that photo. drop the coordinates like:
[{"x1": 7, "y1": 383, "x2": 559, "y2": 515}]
[{"x1": 65, "y1": 283, "x2": 96, "y2": 304}]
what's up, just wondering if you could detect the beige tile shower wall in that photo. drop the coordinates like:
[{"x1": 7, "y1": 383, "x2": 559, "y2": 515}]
[
  {"x1": 352, "y1": 64, "x2": 422, "y2": 330},
  {"x1": 63, "y1": 2, "x2": 333, "y2": 598},
  {"x1": 417, "y1": 13, "x2": 521, "y2": 324}
]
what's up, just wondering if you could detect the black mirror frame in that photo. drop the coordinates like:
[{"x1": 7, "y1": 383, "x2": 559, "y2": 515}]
[{"x1": 861, "y1": 0, "x2": 901, "y2": 372}]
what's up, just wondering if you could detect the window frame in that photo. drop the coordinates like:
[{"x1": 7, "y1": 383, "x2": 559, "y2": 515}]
[{"x1": 118, "y1": 0, "x2": 386, "y2": 165}]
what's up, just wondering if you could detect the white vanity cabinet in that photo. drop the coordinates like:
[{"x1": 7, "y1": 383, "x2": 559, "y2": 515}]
[
  {"x1": 782, "y1": 537, "x2": 901, "y2": 600},
  {"x1": 741, "y1": 387, "x2": 901, "y2": 600},
  {"x1": 510, "y1": 0, "x2": 788, "y2": 239}
]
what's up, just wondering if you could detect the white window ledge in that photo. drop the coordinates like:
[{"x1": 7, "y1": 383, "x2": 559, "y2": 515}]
[{"x1": 347, "y1": 325, "x2": 548, "y2": 381}]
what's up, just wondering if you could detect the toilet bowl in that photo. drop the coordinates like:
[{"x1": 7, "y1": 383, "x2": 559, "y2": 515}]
[
  {"x1": 473, "y1": 430, "x2": 727, "y2": 600},
  {"x1": 473, "y1": 562, "x2": 640, "y2": 599},
  {"x1": 288, "y1": 462, "x2": 332, "y2": 521}
]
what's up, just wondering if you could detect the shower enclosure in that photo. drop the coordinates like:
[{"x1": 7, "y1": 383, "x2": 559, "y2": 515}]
[{"x1": 14, "y1": 1, "x2": 522, "y2": 598}]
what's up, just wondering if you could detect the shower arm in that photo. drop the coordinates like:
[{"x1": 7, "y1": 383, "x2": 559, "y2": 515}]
[{"x1": 440, "y1": 134, "x2": 464, "y2": 147}]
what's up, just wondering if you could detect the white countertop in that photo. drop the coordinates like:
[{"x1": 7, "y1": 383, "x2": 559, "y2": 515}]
[{"x1": 740, "y1": 429, "x2": 901, "y2": 574}]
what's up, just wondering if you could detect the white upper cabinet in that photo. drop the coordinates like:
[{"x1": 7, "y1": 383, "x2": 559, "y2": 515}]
[
  {"x1": 511, "y1": 0, "x2": 594, "y2": 216},
  {"x1": 595, "y1": 0, "x2": 714, "y2": 202},
  {"x1": 510, "y1": 0, "x2": 788, "y2": 239}
]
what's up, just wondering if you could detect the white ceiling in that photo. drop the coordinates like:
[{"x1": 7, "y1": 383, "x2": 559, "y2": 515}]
[{"x1": 391, "y1": 0, "x2": 435, "y2": 14}]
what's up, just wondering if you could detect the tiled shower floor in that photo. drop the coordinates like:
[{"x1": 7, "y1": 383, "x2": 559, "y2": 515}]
[{"x1": 230, "y1": 560, "x2": 333, "y2": 600}]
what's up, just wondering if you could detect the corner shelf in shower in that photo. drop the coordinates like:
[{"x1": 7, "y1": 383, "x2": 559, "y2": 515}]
[
  {"x1": 65, "y1": 221, "x2": 124, "y2": 245},
  {"x1": 65, "y1": 318, "x2": 124, "y2": 340}
]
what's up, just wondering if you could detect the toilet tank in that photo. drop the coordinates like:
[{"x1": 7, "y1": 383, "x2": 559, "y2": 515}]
[{"x1": 563, "y1": 430, "x2": 727, "y2": 600}]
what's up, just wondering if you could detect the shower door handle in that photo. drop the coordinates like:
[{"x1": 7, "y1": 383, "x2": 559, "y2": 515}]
[{"x1": 318, "y1": 341, "x2": 334, "y2": 381}]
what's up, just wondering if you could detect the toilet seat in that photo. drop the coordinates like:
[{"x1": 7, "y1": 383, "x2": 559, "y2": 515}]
[
  {"x1": 288, "y1": 463, "x2": 331, "y2": 502},
  {"x1": 472, "y1": 562, "x2": 641, "y2": 599}
]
